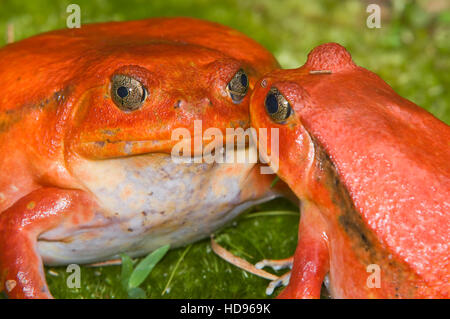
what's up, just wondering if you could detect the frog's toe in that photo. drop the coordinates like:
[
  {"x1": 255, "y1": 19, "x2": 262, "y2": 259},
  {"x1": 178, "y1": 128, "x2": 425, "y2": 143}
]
[
  {"x1": 256, "y1": 257, "x2": 293, "y2": 295},
  {"x1": 255, "y1": 257, "x2": 293, "y2": 271},
  {"x1": 265, "y1": 271, "x2": 291, "y2": 295}
]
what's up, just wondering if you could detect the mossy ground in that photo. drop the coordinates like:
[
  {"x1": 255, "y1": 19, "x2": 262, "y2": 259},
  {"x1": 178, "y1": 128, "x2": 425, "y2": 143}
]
[{"x1": 0, "y1": 0, "x2": 448, "y2": 299}]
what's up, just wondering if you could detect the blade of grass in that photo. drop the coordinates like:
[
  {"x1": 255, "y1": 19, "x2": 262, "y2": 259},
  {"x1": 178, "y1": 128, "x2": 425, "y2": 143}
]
[
  {"x1": 162, "y1": 245, "x2": 192, "y2": 295},
  {"x1": 120, "y1": 254, "x2": 133, "y2": 291},
  {"x1": 128, "y1": 244, "x2": 170, "y2": 289},
  {"x1": 270, "y1": 176, "x2": 280, "y2": 188},
  {"x1": 245, "y1": 210, "x2": 298, "y2": 218}
]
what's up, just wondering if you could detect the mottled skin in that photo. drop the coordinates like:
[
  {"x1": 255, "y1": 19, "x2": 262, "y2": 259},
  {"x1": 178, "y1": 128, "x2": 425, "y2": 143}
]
[
  {"x1": 0, "y1": 18, "x2": 282, "y2": 298},
  {"x1": 250, "y1": 43, "x2": 449, "y2": 298}
]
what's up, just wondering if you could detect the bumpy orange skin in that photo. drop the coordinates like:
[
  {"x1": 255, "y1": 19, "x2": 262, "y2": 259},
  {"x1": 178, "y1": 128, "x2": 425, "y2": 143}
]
[
  {"x1": 250, "y1": 43, "x2": 449, "y2": 298},
  {"x1": 0, "y1": 18, "x2": 279, "y2": 298}
]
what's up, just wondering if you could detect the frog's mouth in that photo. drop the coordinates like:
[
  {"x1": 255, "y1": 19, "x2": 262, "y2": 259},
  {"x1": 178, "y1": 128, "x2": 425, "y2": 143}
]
[{"x1": 77, "y1": 132, "x2": 256, "y2": 163}]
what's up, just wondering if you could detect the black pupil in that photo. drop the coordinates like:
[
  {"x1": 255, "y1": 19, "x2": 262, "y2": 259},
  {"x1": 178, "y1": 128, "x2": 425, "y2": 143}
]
[
  {"x1": 240, "y1": 73, "x2": 248, "y2": 87},
  {"x1": 265, "y1": 92, "x2": 278, "y2": 114},
  {"x1": 117, "y1": 86, "x2": 129, "y2": 98}
]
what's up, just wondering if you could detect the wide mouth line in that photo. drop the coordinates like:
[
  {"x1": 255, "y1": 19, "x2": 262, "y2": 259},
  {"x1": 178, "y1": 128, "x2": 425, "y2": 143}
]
[
  {"x1": 81, "y1": 134, "x2": 256, "y2": 146},
  {"x1": 78, "y1": 135, "x2": 255, "y2": 161}
]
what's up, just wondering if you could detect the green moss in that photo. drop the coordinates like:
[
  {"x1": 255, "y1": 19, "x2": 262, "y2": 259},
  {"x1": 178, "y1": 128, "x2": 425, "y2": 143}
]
[{"x1": 1, "y1": 0, "x2": 448, "y2": 299}]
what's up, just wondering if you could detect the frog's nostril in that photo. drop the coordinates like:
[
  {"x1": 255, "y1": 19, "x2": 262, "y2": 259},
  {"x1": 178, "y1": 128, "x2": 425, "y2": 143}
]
[{"x1": 173, "y1": 97, "x2": 212, "y2": 109}]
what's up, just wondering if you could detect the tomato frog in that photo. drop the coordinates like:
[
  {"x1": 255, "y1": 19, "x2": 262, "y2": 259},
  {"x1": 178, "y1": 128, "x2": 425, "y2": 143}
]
[
  {"x1": 0, "y1": 17, "x2": 284, "y2": 298},
  {"x1": 248, "y1": 43, "x2": 449, "y2": 298}
]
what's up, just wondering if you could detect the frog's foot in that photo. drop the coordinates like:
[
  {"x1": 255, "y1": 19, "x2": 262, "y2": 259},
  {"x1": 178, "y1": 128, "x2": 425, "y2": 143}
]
[
  {"x1": 210, "y1": 236, "x2": 291, "y2": 295},
  {"x1": 0, "y1": 188, "x2": 94, "y2": 299},
  {"x1": 255, "y1": 257, "x2": 293, "y2": 295},
  {"x1": 265, "y1": 270, "x2": 291, "y2": 295}
]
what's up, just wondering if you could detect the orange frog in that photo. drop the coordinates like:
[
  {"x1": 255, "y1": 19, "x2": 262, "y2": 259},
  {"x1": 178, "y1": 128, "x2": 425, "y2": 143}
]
[
  {"x1": 0, "y1": 17, "x2": 282, "y2": 298},
  {"x1": 250, "y1": 43, "x2": 449, "y2": 298}
]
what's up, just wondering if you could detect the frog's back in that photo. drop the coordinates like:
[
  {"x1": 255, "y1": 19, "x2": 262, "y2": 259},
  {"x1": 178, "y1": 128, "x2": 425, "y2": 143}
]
[{"x1": 297, "y1": 43, "x2": 449, "y2": 294}]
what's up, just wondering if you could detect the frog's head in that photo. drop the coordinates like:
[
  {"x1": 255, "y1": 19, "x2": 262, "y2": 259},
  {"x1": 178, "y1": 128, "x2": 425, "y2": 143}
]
[
  {"x1": 250, "y1": 43, "x2": 357, "y2": 193},
  {"x1": 0, "y1": 18, "x2": 270, "y2": 162},
  {"x1": 60, "y1": 19, "x2": 279, "y2": 160},
  {"x1": 68, "y1": 50, "x2": 263, "y2": 159}
]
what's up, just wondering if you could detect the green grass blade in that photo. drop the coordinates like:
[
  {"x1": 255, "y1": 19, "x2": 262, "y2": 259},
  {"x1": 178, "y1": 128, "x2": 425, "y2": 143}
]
[
  {"x1": 162, "y1": 245, "x2": 192, "y2": 295},
  {"x1": 120, "y1": 254, "x2": 134, "y2": 291},
  {"x1": 245, "y1": 210, "x2": 298, "y2": 218},
  {"x1": 270, "y1": 176, "x2": 280, "y2": 188},
  {"x1": 128, "y1": 245, "x2": 170, "y2": 289}
]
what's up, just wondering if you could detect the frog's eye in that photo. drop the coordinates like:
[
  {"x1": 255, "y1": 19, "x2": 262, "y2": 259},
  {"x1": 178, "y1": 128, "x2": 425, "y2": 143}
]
[
  {"x1": 227, "y1": 69, "x2": 249, "y2": 103},
  {"x1": 265, "y1": 87, "x2": 292, "y2": 123},
  {"x1": 111, "y1": 74, "x2": 147, "y2": 112}
]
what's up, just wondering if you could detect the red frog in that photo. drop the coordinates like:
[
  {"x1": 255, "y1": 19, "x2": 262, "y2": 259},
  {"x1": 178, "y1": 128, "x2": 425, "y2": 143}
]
[
  {"x1": 0, "y1": 17, "x2": 283, "y2": 298},
  {"x1": 249, "y1": 43, "x2": 449, "y2": 298}
]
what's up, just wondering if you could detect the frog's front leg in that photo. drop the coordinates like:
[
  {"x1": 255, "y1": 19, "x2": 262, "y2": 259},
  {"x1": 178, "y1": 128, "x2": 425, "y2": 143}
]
[
  {"x1": 0, "y1": 188, "x2": 94, "y2": 298},
  {"x1": 277, "y1": 201, "x2": 329, "y2": 299}
]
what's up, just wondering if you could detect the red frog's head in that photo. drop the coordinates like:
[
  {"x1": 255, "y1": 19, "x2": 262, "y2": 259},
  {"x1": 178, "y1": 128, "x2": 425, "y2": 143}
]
[
  {"x1": 250, "y1": 43, "x2": 449, "y2": 298},
  {"x1": 250, "y1": 43, "x2": 362, "y2": 187}
]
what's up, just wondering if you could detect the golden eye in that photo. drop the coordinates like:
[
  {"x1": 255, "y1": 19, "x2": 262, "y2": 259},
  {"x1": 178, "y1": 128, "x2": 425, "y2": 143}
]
[
  {"x1": 111, "y1": 74, "x2": 147, "y2": 112},
  {"x1": 227, "y1": 69, "x2": 249, "y2": 103},
  {"x1": 265, "y1": 87, "x2": 292, "y2": 123}
]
